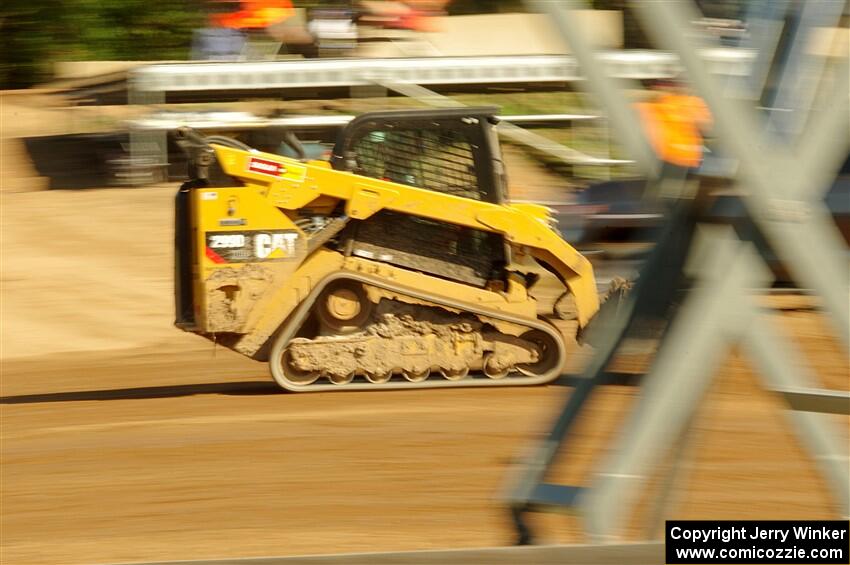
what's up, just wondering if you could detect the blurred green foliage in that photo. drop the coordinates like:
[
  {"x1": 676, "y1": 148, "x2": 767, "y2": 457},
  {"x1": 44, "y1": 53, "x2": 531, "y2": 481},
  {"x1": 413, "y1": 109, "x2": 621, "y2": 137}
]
[{"x1": 1, "y1": 0, "x2": 206, "y2": 88}]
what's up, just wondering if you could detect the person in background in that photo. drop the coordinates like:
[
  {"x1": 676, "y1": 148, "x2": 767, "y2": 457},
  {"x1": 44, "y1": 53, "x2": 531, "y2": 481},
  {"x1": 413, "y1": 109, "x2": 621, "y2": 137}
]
[
  {"x1": 192, "y1": 0, "x2": 296, "y2": 60},
  {"x1": 215, "y1": 0, "x2": 294, "y2": 31},
  {"x1": 191, "y1": 2, "x2": 247, "y2": 61},
  {"x1": 636, "y1": 78, "x2": 713, "y2": 185},
  {"x1": 357, "y1": 0, "x2": 452, "y2": 33}
]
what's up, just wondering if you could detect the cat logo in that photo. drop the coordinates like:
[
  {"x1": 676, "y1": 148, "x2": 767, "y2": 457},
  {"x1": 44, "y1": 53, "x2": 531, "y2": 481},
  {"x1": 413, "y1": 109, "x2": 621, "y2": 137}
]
[{"x1": 254, "y1": 232, "x2": 298, "y2": 259}]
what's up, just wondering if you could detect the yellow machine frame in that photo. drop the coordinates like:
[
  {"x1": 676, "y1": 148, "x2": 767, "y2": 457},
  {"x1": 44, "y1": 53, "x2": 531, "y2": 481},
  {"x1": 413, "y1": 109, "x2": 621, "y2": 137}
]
[{"x1": 184, "y1": 144, "x2": 599, "y2": 359}]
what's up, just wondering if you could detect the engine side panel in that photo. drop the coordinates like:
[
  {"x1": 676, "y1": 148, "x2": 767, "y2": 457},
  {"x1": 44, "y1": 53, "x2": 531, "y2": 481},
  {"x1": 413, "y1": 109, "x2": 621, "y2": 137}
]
[{"x1": 187, "y1": 185, "x2": 307, "y2": 334}]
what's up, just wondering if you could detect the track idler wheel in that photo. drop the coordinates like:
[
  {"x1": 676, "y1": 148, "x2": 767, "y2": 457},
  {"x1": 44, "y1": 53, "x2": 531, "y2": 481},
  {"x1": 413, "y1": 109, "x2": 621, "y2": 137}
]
[
  {"x1": 517, "y1": 329, "x2": 561, "y2": 377},
  {"x1": 281, "y1": 349, "x2": 320, "y2": 385}
]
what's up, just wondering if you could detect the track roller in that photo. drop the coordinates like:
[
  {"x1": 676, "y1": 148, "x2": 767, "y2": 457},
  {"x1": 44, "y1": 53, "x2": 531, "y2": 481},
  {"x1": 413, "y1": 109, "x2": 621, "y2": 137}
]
[
  {"x1": 483, "y1": 353, "x2": 511, "y2": 379},
  {"x1": 440, "y1": 366, "x2": 470, "y2": 381},
  {"x1": 403, "y1": 368, "x2": 430, "y2": 382},
  {"x1": 329, "y1": 372, "x2": 355, "y2": 385},
  {"x1": 366, "y1": 370, "x2": 393, "y2": 384}
]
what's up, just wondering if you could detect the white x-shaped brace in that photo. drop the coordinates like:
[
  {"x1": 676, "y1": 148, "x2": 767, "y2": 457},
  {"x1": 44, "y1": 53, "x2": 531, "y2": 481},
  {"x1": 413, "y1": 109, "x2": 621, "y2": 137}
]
[
  {"x1": 538, "y1": 0, "x2": 849, "y2": 346},
  {"x1": 530, "y1": 0, "x2": 849, "y2": 539},
  {"x1": 636, "y1": 0, "x2": 849, "y2": 346},
  {"x1": 581, "y1": 225, "x2": 849, "y2": 539}
]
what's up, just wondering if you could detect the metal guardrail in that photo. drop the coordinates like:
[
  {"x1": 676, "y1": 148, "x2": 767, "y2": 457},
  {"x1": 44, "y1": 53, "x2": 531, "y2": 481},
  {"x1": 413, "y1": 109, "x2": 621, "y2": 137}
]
[
  {"x1": 129, "y1": 50, "x2": 755, "y2": 94},
  {"x1": 126, "y1": 49, "x2": 754, "y2": 180},
  {"x1": 127, "y1": 109, "x2": 625, "y2": 177},
  {"x1": 127, "y1": 113, "x2": 598, "y2": 132}
]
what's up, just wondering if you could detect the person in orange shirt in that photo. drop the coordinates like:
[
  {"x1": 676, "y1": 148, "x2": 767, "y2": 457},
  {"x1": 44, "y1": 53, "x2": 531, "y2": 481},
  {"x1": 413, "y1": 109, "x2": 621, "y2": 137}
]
[
  {"x1": 636, "y1": 79, "x2": 713, "y2": 183},
  {"x1": 216, "y1": 0, "x2": 294, "y2": 30}
]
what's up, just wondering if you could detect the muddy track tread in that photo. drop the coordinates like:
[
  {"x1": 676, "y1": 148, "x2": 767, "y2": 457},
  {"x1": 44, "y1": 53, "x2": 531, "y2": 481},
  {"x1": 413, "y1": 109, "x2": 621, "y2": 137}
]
[{"x1": 268, "y1": 271, "x2": 567, "y2": 392}]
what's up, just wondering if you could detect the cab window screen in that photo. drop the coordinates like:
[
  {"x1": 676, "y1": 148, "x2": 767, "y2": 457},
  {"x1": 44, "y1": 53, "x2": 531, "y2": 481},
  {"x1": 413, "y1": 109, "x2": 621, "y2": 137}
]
[{"x1": 351, "y1": 128, "x2": 483, "y2": 200}]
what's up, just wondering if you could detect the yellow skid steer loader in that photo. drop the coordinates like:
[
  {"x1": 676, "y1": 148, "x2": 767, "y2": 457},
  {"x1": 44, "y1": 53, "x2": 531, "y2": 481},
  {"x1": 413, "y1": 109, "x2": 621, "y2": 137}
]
[{"x1": 174, "y1": 108, "x2": 599, "y2": 391}]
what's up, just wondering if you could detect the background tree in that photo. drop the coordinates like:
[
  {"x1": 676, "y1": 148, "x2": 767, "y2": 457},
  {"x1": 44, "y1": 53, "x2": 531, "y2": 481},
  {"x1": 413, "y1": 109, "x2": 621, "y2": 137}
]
[{"x1": 1, "y1": 0, "x2": 205, "y2": 88}]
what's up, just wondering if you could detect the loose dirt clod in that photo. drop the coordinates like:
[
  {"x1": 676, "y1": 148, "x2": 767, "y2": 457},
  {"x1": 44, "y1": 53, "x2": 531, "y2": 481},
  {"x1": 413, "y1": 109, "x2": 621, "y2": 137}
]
[{"x1": 205, "y1": 265, "x2": 273, "y2": 332}]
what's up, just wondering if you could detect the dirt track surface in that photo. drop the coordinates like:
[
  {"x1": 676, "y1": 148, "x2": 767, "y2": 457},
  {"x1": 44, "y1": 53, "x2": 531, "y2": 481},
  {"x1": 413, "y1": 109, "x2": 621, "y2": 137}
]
[{"x1": 2, "y1": 158, "x2": 848, "y2": 562}]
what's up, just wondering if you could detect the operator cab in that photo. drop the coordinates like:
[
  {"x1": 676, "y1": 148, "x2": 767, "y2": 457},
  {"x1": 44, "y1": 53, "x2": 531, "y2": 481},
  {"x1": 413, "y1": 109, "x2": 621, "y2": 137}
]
[
  {"x1": 331, "y1": 107, "x2": 507, "y2": 205},
  {"x1": 330, "y1": 107, "x2": 510, "y2": 288}
]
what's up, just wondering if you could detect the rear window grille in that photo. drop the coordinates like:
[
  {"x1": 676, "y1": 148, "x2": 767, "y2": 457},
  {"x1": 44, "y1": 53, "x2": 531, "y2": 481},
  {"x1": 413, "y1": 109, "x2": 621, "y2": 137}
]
[{"x1": 351, "y1": 128, "x2": 483, "y2": 200}]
